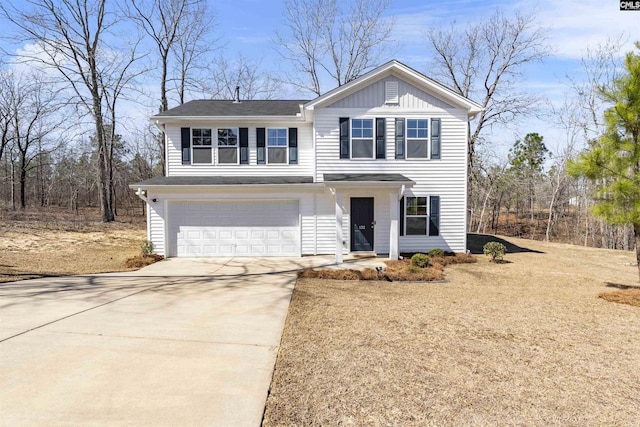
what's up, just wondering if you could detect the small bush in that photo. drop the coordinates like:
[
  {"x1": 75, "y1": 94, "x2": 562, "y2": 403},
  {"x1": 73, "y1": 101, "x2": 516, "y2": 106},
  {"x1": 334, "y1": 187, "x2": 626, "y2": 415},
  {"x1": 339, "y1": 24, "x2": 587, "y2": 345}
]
[
  {"x1": 428, "y1": 248, "x2": 445, "y2": 257},
  {"x1": 483, "y1": 241, "x2": 507, "y2": 262},
  {"x1": 411, "y1": 253, "x2": 430, "y2": 268},
  {"x1": 140, "y1": 240, "x2": 154, "y2": 256}
]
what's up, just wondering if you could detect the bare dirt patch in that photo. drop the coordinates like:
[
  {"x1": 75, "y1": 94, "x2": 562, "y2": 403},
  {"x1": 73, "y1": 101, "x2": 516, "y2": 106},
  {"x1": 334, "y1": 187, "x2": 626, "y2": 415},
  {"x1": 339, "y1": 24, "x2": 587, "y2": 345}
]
[
  {"x1": 0, "y1": 208, "x2": 147, "y2": 282},
  {"x1": 264, "y1": 235, "x2": 640, "y2": 426}
]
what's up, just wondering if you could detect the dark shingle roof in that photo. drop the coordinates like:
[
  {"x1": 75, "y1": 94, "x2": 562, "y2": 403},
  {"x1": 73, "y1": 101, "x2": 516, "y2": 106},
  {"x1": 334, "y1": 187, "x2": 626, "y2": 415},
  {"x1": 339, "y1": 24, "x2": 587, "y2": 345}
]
[
  {"x1": 132, "y1": 176, "x2": 314, "y2": 187},
  {"x1": 324, "y1": 173, "x2": 414, "y2": 183},
  {"x1": 154, "y1": 100, "x2": 309, "y2": 117}
]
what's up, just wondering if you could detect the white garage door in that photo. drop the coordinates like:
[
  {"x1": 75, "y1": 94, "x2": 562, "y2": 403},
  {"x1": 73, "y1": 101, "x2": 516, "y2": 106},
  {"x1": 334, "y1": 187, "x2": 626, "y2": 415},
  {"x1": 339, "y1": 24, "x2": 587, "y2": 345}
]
[{"x1": 167, "y1": 200, "x2": 299, "y2": 257}]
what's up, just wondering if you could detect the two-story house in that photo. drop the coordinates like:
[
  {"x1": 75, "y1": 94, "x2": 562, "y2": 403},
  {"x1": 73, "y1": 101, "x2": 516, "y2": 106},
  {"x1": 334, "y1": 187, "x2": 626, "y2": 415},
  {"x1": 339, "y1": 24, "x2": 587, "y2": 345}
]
[{"x1": 130, "y1": 60, "x2": 482, "y2": 263}]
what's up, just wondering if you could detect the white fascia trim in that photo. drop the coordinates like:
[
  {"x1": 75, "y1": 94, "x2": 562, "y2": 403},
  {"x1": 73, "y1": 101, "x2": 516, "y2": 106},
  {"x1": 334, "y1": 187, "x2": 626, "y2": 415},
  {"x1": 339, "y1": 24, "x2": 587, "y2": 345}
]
[
  {"x1": 152, "y1": 115, "x2": 311, "y2": 124},
  {"x1": 323, "y1": 181, "x2": 415, "y2": 189},
  {"x1": 304, "y1": 60, "x2": 483, "y2": 116},
  {"x1": 127, "y1": 183, "x2": 324, "y2": 191}
]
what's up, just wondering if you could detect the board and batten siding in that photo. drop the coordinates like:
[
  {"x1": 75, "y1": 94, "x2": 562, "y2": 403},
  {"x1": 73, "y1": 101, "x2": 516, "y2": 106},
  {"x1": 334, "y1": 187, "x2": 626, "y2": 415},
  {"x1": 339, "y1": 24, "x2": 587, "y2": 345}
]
[
  {"x1": 327, "y1": 74, "x2": 454, "y2": 110},
  {"x1": 313, "y1": 105, "x2": 468, "y2": 253},
  {"x1": 165, "y1": 122, "x2": 314, "y2": 177}
]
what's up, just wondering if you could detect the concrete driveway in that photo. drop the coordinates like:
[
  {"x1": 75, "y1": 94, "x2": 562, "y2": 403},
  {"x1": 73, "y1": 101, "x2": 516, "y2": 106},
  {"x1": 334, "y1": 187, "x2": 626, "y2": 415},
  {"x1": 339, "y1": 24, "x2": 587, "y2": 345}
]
[{"x1": 0, "y1": 257, "x2": 323, "y2": 426}]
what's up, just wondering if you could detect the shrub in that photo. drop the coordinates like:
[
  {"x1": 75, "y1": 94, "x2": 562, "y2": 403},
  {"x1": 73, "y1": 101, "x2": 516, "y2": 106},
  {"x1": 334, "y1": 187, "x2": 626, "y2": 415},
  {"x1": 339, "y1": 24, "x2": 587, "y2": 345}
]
[
  {"x1": 483, "y1": 241, "x2": 507, "y2": 262},
  {"x1": 140, "y1": 240, "x2": 154, "y2": 256},
  {"x1": 410, "y1": 253, "x2": 430, "y2": 268},
  {"x1": 428, "y1": 248, "x2": 445, "y2": 257}
]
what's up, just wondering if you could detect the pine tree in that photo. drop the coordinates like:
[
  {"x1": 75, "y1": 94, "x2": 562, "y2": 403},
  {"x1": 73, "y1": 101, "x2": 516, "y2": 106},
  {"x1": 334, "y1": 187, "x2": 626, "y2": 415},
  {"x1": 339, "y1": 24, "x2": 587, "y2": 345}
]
[{"x1": 569, "y1": 42, "x2": 640, "y2": 280}]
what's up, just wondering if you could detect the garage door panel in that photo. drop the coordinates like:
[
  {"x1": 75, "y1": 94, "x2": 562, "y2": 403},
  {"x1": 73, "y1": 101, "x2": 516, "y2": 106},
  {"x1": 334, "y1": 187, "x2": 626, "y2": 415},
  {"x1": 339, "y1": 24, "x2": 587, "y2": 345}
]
[{"x1": 168, "y1": 200, "x2": 299, "y2": 257}]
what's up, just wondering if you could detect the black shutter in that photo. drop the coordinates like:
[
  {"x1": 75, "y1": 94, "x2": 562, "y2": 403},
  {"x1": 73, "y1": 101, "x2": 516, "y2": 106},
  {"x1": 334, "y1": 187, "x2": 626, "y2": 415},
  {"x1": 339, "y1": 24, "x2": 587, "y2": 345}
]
[
  {"x1": 395, "y1": 118, "x2": 405, "y2": 159},
  {"x1": 257, "y1": 128, "x2": 265, "y2": 164},
  {"x1": 239, "y1": 127, "x2": 249, "y2": 164},
  {"x1": 339, "y1": 117, "x2": 349, "y2": 159},
  {"x1": 399, "y1": 196, "x2": 404, "y2": 237},
  {"x1": 181, "y1": 127, "x2": 191, "y2": 164},
  {"x1": 431, "y1": 118, "x2": 441, "y2": 159},
  {"x1": 376, "y1": 118, "x2": 386, "y2": 159},
  {"x1": 429, "y1": 196, "x2": 440, "y2": 236},
  {"x1": 289, "y1": 127, "x2": 298, "y2": 164}
]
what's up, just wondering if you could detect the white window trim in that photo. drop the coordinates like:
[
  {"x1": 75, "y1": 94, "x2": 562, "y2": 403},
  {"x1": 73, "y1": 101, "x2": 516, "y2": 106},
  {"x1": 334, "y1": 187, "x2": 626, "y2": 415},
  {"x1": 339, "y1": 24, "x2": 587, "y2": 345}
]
[
  {"x1": 216, "y1": 127, "x2": 240, "y2": 165},
  {"x1": 404, "y1": 195, "x2": 429, "y2": 236},
  {"x1": 350, "y1": 118, "x2": 375, "y2": 160},
  {"x1": 266, "y1": 127, "x2": 289, "y2": 165},
  {"x1": 191, "y1": 127, "x2": 214, "y2": 165},
  {"x1": 406, "y1": 118, "x2": 430, "y2": 159}
]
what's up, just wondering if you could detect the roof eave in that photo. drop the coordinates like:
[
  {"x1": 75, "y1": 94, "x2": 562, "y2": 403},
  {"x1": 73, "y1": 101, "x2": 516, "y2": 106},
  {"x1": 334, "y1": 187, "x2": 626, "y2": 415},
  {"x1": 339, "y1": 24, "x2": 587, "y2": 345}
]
[
  {"x1": 151, "y1": 114, "x2": 309, "y2": 123},
  {"x1": 323, "y1": 180, "x2": 415, "y2": 188},
  {"x1": 128, "y1": 183, "x2": 323, "y2": 190}
]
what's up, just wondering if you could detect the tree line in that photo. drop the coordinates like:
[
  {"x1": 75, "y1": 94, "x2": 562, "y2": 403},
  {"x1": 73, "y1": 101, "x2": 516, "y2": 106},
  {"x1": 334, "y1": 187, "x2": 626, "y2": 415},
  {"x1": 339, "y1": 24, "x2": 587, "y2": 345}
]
[{"x1": 0, "y1": 1, "x2": 638, "y2": 275}]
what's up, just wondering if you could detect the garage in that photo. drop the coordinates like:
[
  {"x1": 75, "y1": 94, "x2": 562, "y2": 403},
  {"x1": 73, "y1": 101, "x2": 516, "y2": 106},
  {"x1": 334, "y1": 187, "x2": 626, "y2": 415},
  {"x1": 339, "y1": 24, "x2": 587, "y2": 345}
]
[{"x1": 167, "y1": 200, "x2": 300, "y2": 257}]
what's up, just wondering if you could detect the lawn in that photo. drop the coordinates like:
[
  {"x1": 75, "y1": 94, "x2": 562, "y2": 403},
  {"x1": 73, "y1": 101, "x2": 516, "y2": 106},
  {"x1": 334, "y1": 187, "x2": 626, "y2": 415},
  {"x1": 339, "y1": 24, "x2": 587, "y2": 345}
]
[
  {"x1": 0, "y1": 208, "x2": 147, "y2": 282},
  {"x1": 264, "y1": 235, "x2": 640, "y2": 426}
]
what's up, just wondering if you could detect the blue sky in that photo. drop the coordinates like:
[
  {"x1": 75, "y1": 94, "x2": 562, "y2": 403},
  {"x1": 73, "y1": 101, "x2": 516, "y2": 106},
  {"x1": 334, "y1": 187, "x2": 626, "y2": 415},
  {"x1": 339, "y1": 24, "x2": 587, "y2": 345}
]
[
  {"x1": 2, "y1": 0, "x2": 638, "y2": 160},
  {"x1": 213, "y1": 0, "x2": 638, "y2": 157}
]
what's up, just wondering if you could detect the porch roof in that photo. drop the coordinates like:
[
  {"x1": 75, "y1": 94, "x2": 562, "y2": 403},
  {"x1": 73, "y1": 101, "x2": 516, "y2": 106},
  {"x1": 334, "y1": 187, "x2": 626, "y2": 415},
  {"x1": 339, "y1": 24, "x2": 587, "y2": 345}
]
[
  {"x1": 323, "y1": 173, "x2": 415, "y2": 186},
  {"x1": 130, "y1": 176, "x2": 315, "y2": 188}
]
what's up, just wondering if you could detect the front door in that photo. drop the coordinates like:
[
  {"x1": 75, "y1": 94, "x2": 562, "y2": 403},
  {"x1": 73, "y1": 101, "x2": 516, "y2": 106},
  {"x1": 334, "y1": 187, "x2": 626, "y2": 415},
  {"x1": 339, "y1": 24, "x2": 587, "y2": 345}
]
[{"x1": 350, "y1": 197, "x2": 374, "y2": 252}]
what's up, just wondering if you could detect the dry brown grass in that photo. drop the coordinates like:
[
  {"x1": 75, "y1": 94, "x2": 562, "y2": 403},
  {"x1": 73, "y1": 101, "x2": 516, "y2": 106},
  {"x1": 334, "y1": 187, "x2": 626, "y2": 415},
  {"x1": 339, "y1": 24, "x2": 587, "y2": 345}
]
[
  {"x1": 0, "y1": 208, "x2": 147, "y2": 282},
  {"x1": 124, "y1": 254, "x2": 164, "y2": 269},
  {"x1": 264, "y1": 235, "x2": 640, "y2": 426},
  {"x1": 599, "y1": 289, "x2": 640, "y2": 307}
]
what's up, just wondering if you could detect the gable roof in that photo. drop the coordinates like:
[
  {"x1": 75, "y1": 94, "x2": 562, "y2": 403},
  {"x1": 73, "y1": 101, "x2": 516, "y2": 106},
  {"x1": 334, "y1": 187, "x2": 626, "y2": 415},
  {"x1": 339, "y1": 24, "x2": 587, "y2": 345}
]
[
  {"x1": 303, "y1": 60, "x2": 483, "y2": 116},
  {"x1": 154, "y1": 100, "x2": 309, "y2": 119}
]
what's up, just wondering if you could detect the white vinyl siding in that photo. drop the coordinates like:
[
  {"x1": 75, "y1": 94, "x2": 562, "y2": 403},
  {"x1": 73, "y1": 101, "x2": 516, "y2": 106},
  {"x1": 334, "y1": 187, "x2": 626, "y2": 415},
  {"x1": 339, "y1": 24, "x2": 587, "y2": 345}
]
[
  {"x1": 166, "y1": 122, "x2": 314, "y2": 176},
  {"x1": 314, "y1": 106, "x2": 468, "y2": 253},
  {"x1": 147, "y1": 197, "x2": 166, "y2": 256}
]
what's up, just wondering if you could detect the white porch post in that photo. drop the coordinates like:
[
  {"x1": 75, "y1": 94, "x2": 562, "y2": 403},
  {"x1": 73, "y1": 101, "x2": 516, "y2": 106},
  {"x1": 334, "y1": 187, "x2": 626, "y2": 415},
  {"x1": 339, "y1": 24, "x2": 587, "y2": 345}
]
[
  {"x1": 335, "y1": 190, "x2": 344, "y2": 264},
  {"x1": 389, "y1": 192, "x2": 399, "y2": 260}
]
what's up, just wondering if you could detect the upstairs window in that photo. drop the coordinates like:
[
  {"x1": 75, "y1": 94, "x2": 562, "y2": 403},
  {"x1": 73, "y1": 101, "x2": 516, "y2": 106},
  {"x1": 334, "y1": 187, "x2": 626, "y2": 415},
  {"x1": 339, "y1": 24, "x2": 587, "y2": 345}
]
[
  {"x1": 406, "y1": 119, "x2": 428, "y2": 158},
  {"x1": 351, "y1": 118, "x2": 374, "y2": 159},
  {"x1": 218, "y1": 128, "x2": 238, "y2": 164},
  {"x1": 192, "y1": 128, "x2": 212, "y2": 164},
  {"x1": 267, "y1": 128, "x2": 287, "y2": 164}
]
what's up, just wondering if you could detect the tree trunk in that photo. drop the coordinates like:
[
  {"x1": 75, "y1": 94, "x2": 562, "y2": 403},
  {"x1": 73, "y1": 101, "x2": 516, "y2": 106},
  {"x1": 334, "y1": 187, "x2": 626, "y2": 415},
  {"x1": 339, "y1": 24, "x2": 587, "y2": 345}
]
[
  {"x1": 19, "y1": 156, "x2": 26, "y2": 209},
  {"x1": 634, "y1": 223, "x2": 640, "y2": 282}
]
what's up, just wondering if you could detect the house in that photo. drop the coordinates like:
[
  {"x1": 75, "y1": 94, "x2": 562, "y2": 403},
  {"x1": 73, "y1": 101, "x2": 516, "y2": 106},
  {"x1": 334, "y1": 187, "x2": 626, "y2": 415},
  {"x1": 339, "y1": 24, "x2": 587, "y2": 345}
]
[{"x1": 130, "y1": 60, "x2": 482, "y2": 263}]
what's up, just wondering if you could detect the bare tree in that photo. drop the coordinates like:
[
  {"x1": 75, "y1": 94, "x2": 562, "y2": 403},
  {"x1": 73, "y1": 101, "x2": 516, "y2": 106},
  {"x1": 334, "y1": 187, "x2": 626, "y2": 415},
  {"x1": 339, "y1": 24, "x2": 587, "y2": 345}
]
[
  {"x1": 426, "y1": 10, "x2": 549, "y2": 170},
  {"x1": 208, "y1": 54, "x2": 282, "y2": 100},
  {"x1": 0, "y1": 68, "x2": 15, "y2": 163},
  {"x1": 4, "y1": 72, "x2": 63, "y2": 209},
  {"x1": 128, "y1": 0, "x2": 217, "y2": 174},
  {"x1": 1, "y1": 0, "x2": 136, "y2": 222},
  {"x1": 566, "y1": 38, "x2": 626, "y2": 249},
  {"x1": 276, "y1": 0, "x2": 393, "y2": 96},
  {"x1": 172, "y1": 4, "x2": 221, "y2": 105}
]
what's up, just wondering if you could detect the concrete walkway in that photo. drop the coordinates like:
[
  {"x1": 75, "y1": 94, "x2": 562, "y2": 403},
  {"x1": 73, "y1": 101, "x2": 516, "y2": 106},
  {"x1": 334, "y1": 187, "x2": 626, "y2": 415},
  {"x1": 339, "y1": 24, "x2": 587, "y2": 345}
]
[{"x1": 0, "y1": 257, "x2": 335, "y2": 427}]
